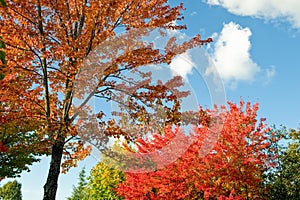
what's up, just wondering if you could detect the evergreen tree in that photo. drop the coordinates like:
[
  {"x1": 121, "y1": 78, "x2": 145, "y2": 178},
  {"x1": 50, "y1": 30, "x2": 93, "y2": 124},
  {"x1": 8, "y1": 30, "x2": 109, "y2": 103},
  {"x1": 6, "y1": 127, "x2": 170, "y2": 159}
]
[{"x1": 67, "y1": 168, "x2": 88, "y2": 200}]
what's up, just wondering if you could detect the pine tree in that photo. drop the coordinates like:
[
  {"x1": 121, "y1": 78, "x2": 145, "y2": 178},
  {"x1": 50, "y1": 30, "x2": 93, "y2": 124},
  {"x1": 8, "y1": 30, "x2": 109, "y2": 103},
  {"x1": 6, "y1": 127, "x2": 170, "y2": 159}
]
[{"x1": 67, "y1": 168, "x2": 88, "y2": 200}]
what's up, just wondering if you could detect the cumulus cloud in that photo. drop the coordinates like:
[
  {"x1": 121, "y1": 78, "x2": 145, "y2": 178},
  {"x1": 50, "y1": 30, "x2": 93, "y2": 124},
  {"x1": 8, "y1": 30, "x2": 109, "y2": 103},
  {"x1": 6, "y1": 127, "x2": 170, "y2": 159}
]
[
  {"x1": 170, "y1": 52, "x2": 195, "y2": 79},
  {"x1": 206, "y1": 0, "x2": 300, "y2": 28},
  {"x1": 167, "y1": 22, "x2": 275, "y2": 88},
  {"x1": 206, "y1": 22, "x2": 260, "y2": 88}
]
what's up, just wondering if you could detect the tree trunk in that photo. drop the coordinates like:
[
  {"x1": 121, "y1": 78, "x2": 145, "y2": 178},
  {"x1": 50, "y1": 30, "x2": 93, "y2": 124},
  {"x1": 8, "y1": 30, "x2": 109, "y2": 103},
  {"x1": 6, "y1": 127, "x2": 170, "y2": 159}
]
[{"x1": 43, "y1": 136, "x2": 65, "y2": 200}]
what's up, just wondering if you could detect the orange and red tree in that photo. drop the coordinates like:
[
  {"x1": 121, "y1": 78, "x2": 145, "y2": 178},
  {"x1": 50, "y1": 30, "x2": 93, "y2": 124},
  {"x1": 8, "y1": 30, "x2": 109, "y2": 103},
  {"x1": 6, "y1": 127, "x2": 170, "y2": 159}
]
[
  {"x1": 117, "y1": 101, "x2": 277, "y2": 200},
  {"x1": 0, "y1": 0, "x2": 211, "y2": 199},
  {"x1": 1, "y1": 4, "x2": 43, "y2": 180}
]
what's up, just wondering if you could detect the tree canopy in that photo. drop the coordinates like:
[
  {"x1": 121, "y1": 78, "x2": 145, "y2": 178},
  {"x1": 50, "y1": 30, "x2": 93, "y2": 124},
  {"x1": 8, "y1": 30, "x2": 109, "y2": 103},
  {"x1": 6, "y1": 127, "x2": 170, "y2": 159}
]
[
  {"x1": 0, "y1": 180, "x2": 22, "y2": 200},
  {"x1": 0, "y1": 0, "x2": 212, "y2": 199},
  {"x1": 72, "y1": 101, "x2": 279, "y2": 199},
  {"x1": 85, "y1": 163, "x2": 125, "y2": 200},
  {"x1": 116, "y1": 101, "x2": 277, "y2": 199},
  {"x1": 267, "y1": 128, "x2": 300, "y2": 199}
]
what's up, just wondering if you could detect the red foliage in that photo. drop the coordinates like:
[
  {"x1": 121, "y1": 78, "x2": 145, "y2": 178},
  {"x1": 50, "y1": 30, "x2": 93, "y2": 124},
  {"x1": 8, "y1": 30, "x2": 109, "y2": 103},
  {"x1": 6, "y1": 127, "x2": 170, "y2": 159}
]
[
  {"x1": 0, "y1": 141, "x2": 8, "y2": 152},
  {"x1": 0, "y1": 141, "x2": 8, "y2": 181},
  {"x1": 117, "y1": 101, "x2": 275, "y2": 199}
]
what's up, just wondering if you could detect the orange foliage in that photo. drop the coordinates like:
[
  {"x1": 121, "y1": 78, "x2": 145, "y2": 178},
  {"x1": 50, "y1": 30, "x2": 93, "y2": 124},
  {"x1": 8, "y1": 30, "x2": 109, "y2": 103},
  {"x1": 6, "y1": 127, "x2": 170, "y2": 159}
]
[{"x1": 0, "y1": 0, "x2": 212, "y2": 198}]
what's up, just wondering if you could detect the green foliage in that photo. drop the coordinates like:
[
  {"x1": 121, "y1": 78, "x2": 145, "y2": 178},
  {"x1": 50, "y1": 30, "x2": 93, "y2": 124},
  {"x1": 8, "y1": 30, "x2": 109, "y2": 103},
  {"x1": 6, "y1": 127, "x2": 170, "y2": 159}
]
[
  {"x1": 267, "y1": 128, "x2": 300, "y2": 199},
  {"x1": 0, "y1": 51, "x2": 5, "y2": 65},
  {"x1": 0, "y1": 0, "x2": 6, "y2": 7},
  {"x1": 0, "y1": 180, "x2": 22, "y2": 200},
  {"x1": 101, "y1": 141, "x2": 131, "y2": 170},
  {"x1": 0, "y1": 38, "x2": 4, "y2": 49},
  {"x1": 69, "y1": 142, "x2": 126, "y2": 199},
  {"x1": 86, "y1": 162, "x2": 125, "y2": 200},
  {"x1": 68, "y1": 160, "x2": 125, "y2": 200},
  {"x1": 67, "y1": 168, "x2": 88, "y2": 200},
  {"x1": 0, "y1": 73, "x2": 4, "y2": 81},
  {"x1": 0, "y1": 125, "x2": 42, "y2": 179},
  {"x1": 0, "y1": 36, "x2": 5, "y2": 81}
]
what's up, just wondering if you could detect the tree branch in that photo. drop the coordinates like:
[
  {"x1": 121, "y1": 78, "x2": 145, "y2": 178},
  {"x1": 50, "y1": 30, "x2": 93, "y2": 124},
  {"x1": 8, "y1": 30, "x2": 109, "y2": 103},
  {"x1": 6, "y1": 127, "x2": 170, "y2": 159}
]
[{"x1": 37, "y1": 0, "x2": 51, "y2": 121}]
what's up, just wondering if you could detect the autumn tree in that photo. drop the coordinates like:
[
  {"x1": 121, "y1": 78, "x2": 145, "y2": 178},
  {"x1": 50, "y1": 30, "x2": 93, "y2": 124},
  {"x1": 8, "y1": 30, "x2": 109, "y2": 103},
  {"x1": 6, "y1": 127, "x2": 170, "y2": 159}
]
[
  {"x1": 0, "y1": 0, "x2": 212, "y2": 199},
  {"x1": 1, "y1": 0, "x2": 42, "y2": 179},
  {"x1": 116, "y1": 101, "x2": 277, "y2": 199},
  {"x1": 0, "y1": 180, "x2": 22, "y2": 200}
]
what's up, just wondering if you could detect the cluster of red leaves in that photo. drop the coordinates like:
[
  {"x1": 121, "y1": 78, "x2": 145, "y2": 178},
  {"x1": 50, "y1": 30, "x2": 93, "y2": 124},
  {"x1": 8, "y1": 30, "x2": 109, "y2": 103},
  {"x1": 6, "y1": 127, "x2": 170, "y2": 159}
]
[
  {"x1": 0, "y1": 142, "x2": 7, "y2": 181},
  {"x1": 0, "y1": 141, "x2": 8, "y2": 152},
  {"x1": 116, "y1": 101, "x2": 275, "y2": 199}
]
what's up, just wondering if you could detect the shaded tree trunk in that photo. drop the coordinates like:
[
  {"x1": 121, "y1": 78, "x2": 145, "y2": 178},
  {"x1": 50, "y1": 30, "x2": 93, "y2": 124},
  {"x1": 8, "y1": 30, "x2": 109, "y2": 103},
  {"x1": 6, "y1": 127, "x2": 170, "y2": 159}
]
[{"x1": 43, "y1": 136, "x2": 65, "y2": 200}]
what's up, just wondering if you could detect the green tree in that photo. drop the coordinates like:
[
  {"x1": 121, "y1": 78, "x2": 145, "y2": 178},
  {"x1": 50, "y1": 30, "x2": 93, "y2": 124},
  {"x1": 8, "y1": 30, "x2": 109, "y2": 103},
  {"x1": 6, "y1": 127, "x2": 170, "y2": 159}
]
[
  {"x1": 79, "y1": 141, "x2": 125, "y2": 200},
  {"x1": 268, "y1": 128, "x2": 300, "y2": 200},
  {"x1": 69, "y1": 158, "x2": 125, "y2": 200},
  {"x1": 0, "y1": 180, "x2": 22, "y2": 200},
  {"x1": 86, "y1": 162, "x2": 125, "y2": 200},
  {"x1": 0, "y1": 120, "x2": 44, "y2": 179},
  {"x1": 67, "y1": 168, "x2": 88, "y2": 200}
]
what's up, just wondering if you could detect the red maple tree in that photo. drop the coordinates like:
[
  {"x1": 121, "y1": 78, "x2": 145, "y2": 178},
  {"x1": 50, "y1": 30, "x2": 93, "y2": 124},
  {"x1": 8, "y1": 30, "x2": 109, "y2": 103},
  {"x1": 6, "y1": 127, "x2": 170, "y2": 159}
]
[{"x1": 117, "y1": 101, "x2": 276, "y2": 199}]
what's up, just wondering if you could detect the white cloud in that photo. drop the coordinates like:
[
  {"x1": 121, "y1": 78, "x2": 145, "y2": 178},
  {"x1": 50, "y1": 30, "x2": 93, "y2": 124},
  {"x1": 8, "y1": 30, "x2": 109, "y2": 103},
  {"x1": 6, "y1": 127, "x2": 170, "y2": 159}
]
[
  {"x1": 170, "y1": 51, "x2": 195, "y2": 79},
  {"x1": 166, "y1": 22, "x2": 275, "y2": 89},
  {"x1": 206, "y1": 22, "x2": 260, "y2": 88},
  {"x1": 206, "y1": 0, "x2": 300, "y2": 28},
  {"x1": 264, "y1": 65, "x2": 276, "y2": 84}
]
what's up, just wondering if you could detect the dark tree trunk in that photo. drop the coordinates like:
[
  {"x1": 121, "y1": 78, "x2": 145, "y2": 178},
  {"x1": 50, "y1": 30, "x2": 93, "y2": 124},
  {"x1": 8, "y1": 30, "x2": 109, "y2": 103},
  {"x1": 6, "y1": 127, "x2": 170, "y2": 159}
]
[{"x1": 43, "y1": 136, "x2": 65, "y2": 200}]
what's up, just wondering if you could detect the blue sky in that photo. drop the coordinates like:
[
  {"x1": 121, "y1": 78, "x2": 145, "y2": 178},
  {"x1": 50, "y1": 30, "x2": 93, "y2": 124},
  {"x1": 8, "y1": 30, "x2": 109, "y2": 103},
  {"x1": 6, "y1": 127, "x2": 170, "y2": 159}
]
[{"x1": 2, "y1": 0, "x2": 300, "y2": 199}]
